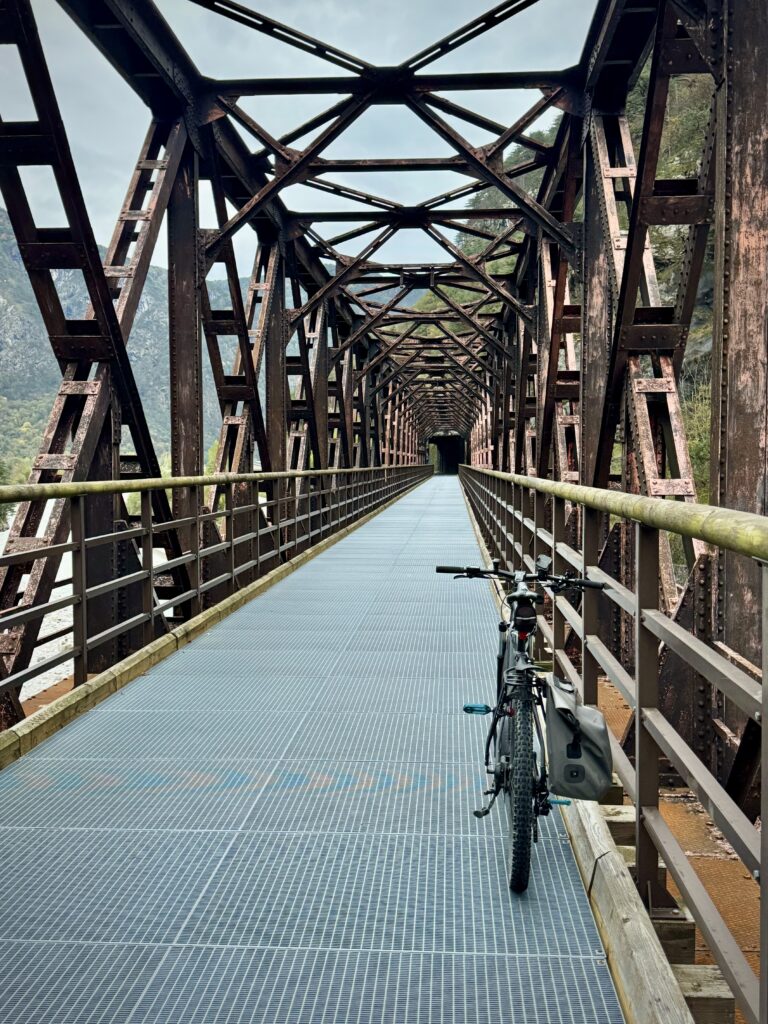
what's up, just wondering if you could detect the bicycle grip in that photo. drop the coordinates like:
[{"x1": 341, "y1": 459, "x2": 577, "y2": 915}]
[
  {"x1": 436, "y1": 565, "x2": 465, "y2": 574},
  {"x1": 579, "y1": 579, "x2": 605, "y2": 589}
]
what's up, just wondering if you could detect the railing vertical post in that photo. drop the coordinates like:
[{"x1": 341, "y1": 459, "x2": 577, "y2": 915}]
[
  {"x1": 248, "y1": 477, "x2": 256, "y2": 584},
  {"x1": 293, "y1": 481, "x2": 299, "y2": 556},
  {"x1": 227, "y1": 482, "x2": 236, "y2": 592},
  {"x1": 140, "y1": 489, "x2": 154, "y2": 648},
  {"x1": 71, "y1": 494, "x2": 88, "y2": 686},
  {"x1": 761, "y1": 564, "x2": 768, "y2": 1024},
  {"x1": 582, "y1": 505, "x2": 600, "y2": 706},
  {"x1": 497, "y1": 477, "x2": 504, "y2": 565},
  {"x1": 489, "y1": 474, "x2": 497, "y2": 559},
  {"x1": 502, "y1": 478, "x2": 513, "y2": 570},
  {"x1": 276, "y1": 480, "x2": 283, "y2": 560},
  {"x1": 532, "y1": 490, "x2": 546, "y2": 661},
  {"x1": 551, "y1": 496, "x2": 566, "y2": 656},
  {"x1": 255, "y1": 484, "x2": 262, "y2": 579},
  {"x1": 511, "y1": 481, "x2": 521, "y2": 571},
  {"x1": 190, "y1": 484, "x2": 202, "y2": 616},
  {"x1": 533, "y1": 489, "x2": 545, "y2": 572},
  {"x1": 635, "y1": 522, "x2": 661, "y2": 904}
]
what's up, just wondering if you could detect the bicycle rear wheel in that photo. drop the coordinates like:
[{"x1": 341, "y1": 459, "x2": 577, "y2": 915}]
[{"x1": 500, "y1": 696, "x2": 535, "y2": 893}]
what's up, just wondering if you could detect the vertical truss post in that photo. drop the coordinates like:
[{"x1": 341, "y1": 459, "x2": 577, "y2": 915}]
[
  {"x1": 313, "y1": 309, "x2": 329, "y2": 470},
  {"x1": 582, "y1": 506, "x2": 600, "y2": 706},
  {"x1": 762, "y1": 564, "x2": 768, "y2": 1024},
  {"x1": 551, "y1": 496, "x2": 566, "y2": 653},
  {"x1": 85, "y1": 400, "x2": 119, "y2": 671},
  {"x1": 264, "y1": 262, "x2": 287, "y2": 473},
  {"x1": 140, "y1": 490, "x2": 154, "y2": 648},
  {"x1": 635, "y1": 523, "x2": 662, "y2": 905},
  {"x1": 168, "y1": 140, "x2": 203, "y2": 534},
  {"x1": 711, "y1": 0, "x2": 768, "y2": 668},
  {"x1": 70, "y1": 495, "x2": 88, "y2": 687}
]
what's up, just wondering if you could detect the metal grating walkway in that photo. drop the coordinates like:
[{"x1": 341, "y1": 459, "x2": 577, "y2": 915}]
[{"x1": 0, "y1": 477, "x2": 624, "y2": 1023}]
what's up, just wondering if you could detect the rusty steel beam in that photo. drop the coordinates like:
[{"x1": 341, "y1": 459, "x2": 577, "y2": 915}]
[{"x1": 214, "y1": 70, "x2": 578, "y2": 96}]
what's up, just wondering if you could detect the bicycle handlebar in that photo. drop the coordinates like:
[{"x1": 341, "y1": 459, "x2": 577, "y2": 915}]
[{"x1": 435, "y1": 564, "x2": 605, "y2": 591}]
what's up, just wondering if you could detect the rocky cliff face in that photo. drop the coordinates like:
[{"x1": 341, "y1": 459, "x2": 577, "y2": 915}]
[
  {"x1": 0, "y1": 203, "x2": 428, "y2": 479},
  {"x1": 0, "y1": 206, "x2": 225, "y2": 475}
]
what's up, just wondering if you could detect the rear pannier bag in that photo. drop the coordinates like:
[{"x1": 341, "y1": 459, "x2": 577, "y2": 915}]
[{"x1": 545, "y1": 675, "x2": 613, "y2": 801}]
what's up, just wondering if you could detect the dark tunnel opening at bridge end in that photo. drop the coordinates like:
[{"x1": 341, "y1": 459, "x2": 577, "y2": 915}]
[{"x1": 428, "y1": 434, "x2": 466, "y2": 475}]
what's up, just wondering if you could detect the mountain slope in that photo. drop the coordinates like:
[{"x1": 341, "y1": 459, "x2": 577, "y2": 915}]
[{"x1": 0, "y1": 207, "x2": 222, "y2": 478}]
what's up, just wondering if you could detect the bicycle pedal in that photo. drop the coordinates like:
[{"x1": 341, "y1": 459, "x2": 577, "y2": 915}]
[
  {"x1": 463, "y1": 703, "x2": 492, "y2": 715},
  {"x1": 473, "y1": 807, "x2": 491, "y2": 818}
]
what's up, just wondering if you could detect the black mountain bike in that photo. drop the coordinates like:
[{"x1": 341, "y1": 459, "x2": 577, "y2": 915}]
[{"x1": 436, "y1": 555, "x2": 604, "y2": 893}]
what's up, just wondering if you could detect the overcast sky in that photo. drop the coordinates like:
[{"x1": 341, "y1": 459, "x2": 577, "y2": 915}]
[{"x1": 4, "y1": 0, "x2": 597, "y2": 271}]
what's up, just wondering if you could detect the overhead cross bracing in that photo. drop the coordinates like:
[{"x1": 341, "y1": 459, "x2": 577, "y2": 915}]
[{"x1": 0, "y1": 0, "x2": 731, "y2": 493}]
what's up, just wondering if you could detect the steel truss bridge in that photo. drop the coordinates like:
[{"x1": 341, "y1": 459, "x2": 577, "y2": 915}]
[{"x1": 0, "y1": 0, "x2": 766, "y2": 1022}]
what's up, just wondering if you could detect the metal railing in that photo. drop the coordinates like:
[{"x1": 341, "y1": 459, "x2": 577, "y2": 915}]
[
  {"x1": 0, "y1": 465, "x2": 431, "y2": 698},
  {"x1": 459, "y1": 464, "x2": 766, "y2": 1024}
]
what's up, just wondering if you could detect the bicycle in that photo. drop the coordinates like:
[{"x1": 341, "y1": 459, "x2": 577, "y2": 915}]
[{"x1": 436, "y1": 555, "x2": 605, "y2": 894}]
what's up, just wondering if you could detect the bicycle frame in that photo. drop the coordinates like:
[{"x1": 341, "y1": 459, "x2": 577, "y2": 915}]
[{"x1": 482, "y1": 586, "x2": 551, "y2": 830}]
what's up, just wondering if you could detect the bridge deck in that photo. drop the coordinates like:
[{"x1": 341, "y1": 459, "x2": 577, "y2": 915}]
[{"x1": 0, "y1": 478, "x2": 624, "y2": 1023}]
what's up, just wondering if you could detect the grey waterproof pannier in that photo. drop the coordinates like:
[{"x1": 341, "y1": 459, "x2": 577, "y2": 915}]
[{"x1": 545, "y1": 675, "x2": 613, "y2": 801}]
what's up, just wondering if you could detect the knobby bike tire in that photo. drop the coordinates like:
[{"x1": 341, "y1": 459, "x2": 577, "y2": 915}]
[{"x1": 503, "y1": 696, "x2": 534, "y2": 893}]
